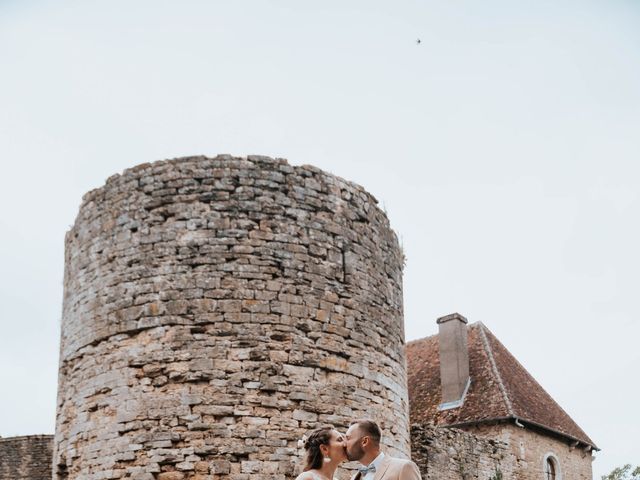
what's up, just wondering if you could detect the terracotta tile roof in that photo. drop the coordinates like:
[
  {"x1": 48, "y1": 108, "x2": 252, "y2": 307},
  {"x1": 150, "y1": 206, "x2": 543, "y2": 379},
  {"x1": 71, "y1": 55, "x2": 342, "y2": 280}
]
[{"x1": 406, "y1": 322, "x2": 597, "y2": 449}]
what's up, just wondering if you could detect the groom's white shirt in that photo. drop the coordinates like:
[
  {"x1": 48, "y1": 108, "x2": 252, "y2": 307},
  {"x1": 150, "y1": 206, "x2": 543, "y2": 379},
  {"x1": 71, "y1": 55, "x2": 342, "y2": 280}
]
[{"x1": 363, "y1": 452, "x2": 385, "y2": 480}]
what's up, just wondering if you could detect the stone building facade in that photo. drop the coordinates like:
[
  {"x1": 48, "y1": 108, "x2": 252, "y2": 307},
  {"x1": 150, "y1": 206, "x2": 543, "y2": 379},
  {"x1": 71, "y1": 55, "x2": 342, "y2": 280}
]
[
  {"x1": 410, "y1": 424, "x2": 516, "y2": 480},
  {"x1": 467, "y1": 424, "x2": 595, "y2": 480},
  {"x1": 53, "y1": 156, "x2": 408, "y2": 480},
  {"x1": 7, "y1": 425, "x2": 587, "y2": 480},
  {"x1": 0, "y1": 435, "x2": 53, "y2": 480}
]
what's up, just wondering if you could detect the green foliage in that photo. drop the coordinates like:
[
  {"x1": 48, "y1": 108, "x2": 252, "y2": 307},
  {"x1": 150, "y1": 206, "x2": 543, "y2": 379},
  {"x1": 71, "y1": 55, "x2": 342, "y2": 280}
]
[{"x1": 601, "y1": 464, "x2": 640, "y2": 480}]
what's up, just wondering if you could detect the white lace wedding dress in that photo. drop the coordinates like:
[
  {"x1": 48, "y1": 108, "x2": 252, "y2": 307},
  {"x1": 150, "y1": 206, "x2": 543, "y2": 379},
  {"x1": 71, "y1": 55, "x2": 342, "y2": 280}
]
[{"x1": 295, "y1": 472, "x2": 337, "y2": 480}]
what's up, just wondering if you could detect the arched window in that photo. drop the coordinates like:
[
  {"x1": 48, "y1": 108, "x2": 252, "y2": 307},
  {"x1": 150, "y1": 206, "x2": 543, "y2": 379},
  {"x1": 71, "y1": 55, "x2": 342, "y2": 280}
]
[
  {"x1": 544, "y1": 457, "x2": 556, "y2": 480},
  {"x1": 543, "y1": 454, "x2": 561, "y2": 480}
]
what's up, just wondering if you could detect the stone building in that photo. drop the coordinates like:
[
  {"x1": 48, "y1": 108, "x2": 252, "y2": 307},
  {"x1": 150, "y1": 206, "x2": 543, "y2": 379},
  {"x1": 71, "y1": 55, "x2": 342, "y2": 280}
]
[
  {"x1": 0, "y1": 157, "x2": 598, "y2": 480},
  {"x1": 0, "y1": 435, "x2": 53, "y2": 480},
  {"x1": 53, "y1": 155, "x2": 407, "y2": 480},
  {"x1": 406, "y1": 313, "x2": 598, "y2": 480}
]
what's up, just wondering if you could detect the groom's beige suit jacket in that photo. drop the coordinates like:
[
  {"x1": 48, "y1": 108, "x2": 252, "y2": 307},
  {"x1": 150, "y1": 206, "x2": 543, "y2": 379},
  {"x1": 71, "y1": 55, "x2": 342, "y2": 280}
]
[{"x1": 350, "y1": 455, "x2": 422, "y2": 480}]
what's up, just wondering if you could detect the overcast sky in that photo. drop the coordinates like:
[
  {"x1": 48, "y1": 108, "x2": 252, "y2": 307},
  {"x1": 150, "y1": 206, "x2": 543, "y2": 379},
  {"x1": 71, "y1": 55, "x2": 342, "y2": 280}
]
[{"x1": 1, "y1": 1, "x2": 639, "y2": 478}]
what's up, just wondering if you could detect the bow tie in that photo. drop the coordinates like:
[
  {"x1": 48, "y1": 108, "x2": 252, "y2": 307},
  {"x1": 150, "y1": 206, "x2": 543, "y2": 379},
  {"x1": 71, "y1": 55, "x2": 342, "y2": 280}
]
[{"x1": 358, "y1": 464, "x2": 376, "y2": 476}]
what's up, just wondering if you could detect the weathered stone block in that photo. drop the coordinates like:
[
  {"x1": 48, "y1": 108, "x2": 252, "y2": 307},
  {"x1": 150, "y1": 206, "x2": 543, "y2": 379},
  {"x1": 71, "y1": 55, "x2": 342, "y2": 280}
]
[{"x1": 54, "y1": 155, "x2": 406, "y2": 480}]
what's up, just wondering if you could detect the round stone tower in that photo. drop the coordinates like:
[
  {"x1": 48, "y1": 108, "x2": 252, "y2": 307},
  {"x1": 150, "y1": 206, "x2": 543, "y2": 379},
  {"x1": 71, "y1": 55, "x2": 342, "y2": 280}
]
[{"x1": 54, "y1": 155, "x2": 407, "y2": 480}]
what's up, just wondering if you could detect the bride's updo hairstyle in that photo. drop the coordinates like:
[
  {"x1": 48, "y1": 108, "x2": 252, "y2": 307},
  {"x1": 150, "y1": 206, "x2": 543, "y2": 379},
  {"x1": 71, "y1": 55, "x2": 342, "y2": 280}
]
[{"x1": 301, "y1": 427, "x2": 333, "y2": 471}]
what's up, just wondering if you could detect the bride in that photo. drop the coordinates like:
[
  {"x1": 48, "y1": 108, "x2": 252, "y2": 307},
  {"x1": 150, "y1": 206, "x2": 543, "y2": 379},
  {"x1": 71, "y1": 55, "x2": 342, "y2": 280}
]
[{"x1": 295, "y1": 427, "x2": 347, "y2": 480}]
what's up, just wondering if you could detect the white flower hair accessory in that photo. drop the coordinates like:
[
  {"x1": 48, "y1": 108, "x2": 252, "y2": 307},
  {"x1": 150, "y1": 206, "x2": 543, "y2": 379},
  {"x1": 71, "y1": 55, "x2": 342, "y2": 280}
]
[{"x1": 297, "y1": 434, "x2": 308, "y2": 449}]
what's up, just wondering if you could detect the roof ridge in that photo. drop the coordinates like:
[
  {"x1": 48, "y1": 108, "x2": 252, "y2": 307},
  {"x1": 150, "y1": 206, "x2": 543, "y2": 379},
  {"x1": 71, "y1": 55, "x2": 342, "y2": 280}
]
[
  {"x1": 477, "y1": 323, "x2": 514, "y2": 416},
  {"x1": 406, "y1": 321, "x2": 484, "y2": 346},
  {"x1": 405, "y1": 333, "x2": 437, "y2": 345}
]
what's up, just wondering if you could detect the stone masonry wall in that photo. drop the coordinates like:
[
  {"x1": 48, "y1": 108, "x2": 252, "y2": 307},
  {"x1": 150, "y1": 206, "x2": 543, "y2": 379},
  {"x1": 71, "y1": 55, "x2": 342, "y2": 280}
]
[
  {"x1": 54, "y1": 155, "x2": 407, "y2": 480},
  {"x1": 469, "y1": 424, "x2": 594, "y2": 480},
  {"x1": 0, "y1": 435, "x2": 53, "y2": 480},
  {"x1": 411, "y1": 425, "x2": 516, "y2": 480}
]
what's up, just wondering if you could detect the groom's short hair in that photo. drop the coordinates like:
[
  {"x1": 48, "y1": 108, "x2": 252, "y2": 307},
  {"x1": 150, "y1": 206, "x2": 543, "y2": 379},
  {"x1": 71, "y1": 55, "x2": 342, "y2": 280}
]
[{"x1": 350, "y1": 419, "x2": 381, "y2": 445}]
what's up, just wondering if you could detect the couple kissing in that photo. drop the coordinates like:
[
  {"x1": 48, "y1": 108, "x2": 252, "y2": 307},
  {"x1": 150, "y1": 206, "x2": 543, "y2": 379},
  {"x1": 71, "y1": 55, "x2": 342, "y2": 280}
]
[{"x1": 295, "y1": 419, "x2": 422, "y2": 480}]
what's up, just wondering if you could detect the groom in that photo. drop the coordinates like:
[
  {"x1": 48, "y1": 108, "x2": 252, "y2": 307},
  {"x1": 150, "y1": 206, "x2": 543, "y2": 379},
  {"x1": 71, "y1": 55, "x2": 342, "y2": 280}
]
[{"x1": 344, "y1": 419, "x2": 422, "y2": 480}]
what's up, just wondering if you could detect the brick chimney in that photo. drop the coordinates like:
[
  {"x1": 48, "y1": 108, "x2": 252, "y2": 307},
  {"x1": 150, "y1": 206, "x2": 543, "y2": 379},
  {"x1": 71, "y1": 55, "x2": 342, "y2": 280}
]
[{"x1": 437, "y1": 313, "x2": 470, "y2": 410}]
